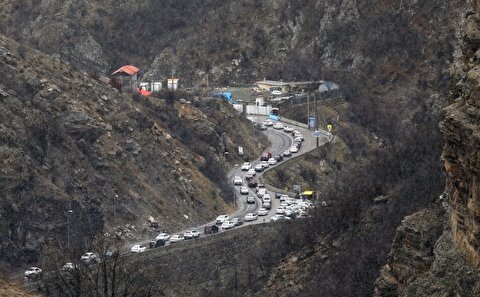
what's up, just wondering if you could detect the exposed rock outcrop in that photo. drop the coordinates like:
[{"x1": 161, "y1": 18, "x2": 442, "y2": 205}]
[
  {"x1": 442, "y1": 10, "x2": 480, "y2": 268},
  {"x1": 374, "y1": 1, "x2": 480, "y2": 295},
  {"x1": 0, "y1": 34, "x2": 265, "y2": 266}
]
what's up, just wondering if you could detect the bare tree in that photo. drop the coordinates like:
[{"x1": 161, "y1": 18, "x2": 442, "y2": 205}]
[{"x1": 35, "y1": 237, "x2": 159, "y2": 297}]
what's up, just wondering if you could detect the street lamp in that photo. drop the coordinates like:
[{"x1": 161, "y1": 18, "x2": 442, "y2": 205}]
[{"x1": 67, "y1": 209, "x2": 73, "y2": 250}]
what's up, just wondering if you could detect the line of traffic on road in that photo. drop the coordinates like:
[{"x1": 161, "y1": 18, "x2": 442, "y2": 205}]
[{"x1": 23, "y1": 117, "x2": 319, "y2": 281}]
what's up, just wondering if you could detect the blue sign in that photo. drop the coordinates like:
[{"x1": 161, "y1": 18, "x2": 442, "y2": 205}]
[
  {"x1": 308, "y1": 116, "x2": 316, "y2": 129},
  {"x1": 314, "y1": 130, "x2": 321, "y2": 137}
]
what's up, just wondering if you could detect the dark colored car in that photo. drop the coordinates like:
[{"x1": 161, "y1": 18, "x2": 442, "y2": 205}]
[
  {"x1": 275, "y1": 192, "x2": 282, "y2": 199},
  {"x1": 274, "y1": 155, "x2": 284, "y2": 162},
  {"x1": 248, "y1": 179, "x2": 258, "y2": 188},
  {"x1": 149, "y1": 239, "x2": 165, "y2": 248},
  {"x1": 204, "y1": 225, "x2": 219, "y2": 234}
]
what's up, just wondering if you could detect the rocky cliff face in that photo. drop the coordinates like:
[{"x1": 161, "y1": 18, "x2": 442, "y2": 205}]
[
  {"x1": 442, "y1": 5, "x2": 480, "y2": 268},
  {"x1": 374, "y1": 1, "x2": 480, "y2": 295}
]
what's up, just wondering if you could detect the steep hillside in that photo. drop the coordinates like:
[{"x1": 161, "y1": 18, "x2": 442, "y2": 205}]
[
  {"x1": 0, "y1": 0, "x2": 463, "y2": 89},
  {"x1": 0, "y1": 34, "x2": 266, "y2": 266},
  {"x1": 374, "y1": 3, "x2": 480, "y2": 296}
]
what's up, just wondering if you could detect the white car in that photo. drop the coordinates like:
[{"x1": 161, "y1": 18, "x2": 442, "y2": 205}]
[
  {"x1": 283, "y1": 150, "x2": 292, "y2": 157},
  {"x1": 24, "y1": 267, "x2": 42, "y2": 279},
  {"x1": 221, "y1": 220, "x2": 236, "y2": 229},
  {"x1": 266, "y1": 120, "x2": 274, "y2": 126},
  {"x1": 263, "y1": 201, "x2": 271, "y2": 209},
  {"x1": 267, "y1": 158, "x2": 277, "y2": 165},
  {"x1": 240, "y1": 186, "x2": 249, "y2": 195},
  {"x1": 254, "y1": 164, "x2": 264, "y2": 172},
  {"x1": 257, "y1": 188, "x2": 266, "y2": 198},
  {"x1": 276, "y1": 206, "x2": 286, "y2": 214},
  {"x1": 271, "y1": 90, "x2": 283, "y2": 96},
  {"x1": 294, "y1": 136, "x2": 303, "y2": 143},
  {"x1": 170, "y1": 234, "x2": 185, "y2": 243},
  {"x1": 280, "y1": 195, "x2": 289, "y2": 202},
  {"x1": 260, "y1": 161, "x2": 269, "y2": 168},
  {"x1": 155, "y1": 232, "x2": 170, "y2": 241},
  {"x1": 184, "y1": 230, "x2": 200, "y2": 239},
  {"x1": 284, "y1": 126, "x2": 293, "y2": 132},
  {"x1": 289, "y1": 146, "x2": 299, "y2": 153},
  {"x1": 273, "y1": 122, "x2": 284, "y2": 129},
  {"x1": 233, "y1": 176, "x2": 243, "y2": 185},
  {"x1": 241, "y1": 162, "x2": 251, "y2": 171},
  {"x1": 257, "y1": 208, "x2": 268, "y2": 216},
  {"x1": 247, "y1": 168, "x2": 256, "y2": 176},
  {"x1": 244, "y1": 213, "x2": 258, "y2": 221},
  {"x1": 294, "y1": 133, "x2": 304, "y2": 141},
  {"x1": 80, "y1": 252, "x2": 98, "y2": 264},
  {"x1": 262, "y1": 194, "x2": 271, "y2": 204},
  {"x1": 131, "y1": 244, "x2": 147, "y2": 253},
  {"x1": 270, "y1": 214, "x2": 291, "y2": 222},
  {"x1": 216, "y1": 215, "x2": 230, "y2": 224},
  {"x1": 62, "y1": 262, "x2": 78, "y2": 271}
]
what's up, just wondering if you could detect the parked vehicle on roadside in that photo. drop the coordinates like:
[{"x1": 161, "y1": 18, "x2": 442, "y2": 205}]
[
  {"x1": 80, "y1": 252, "x2": 98, "y2": 264},
  {"x1": 170, "y1": 234, "x2": 185, "y2": 243},
  {"x1": 244, "y1": 213, "x2": 258, "y2": 221},
  {"x1": 263, "y1": 201, "x2": 272, "y2": 209},
  {"x1": 240, "y1": 186, "x2": 249, "y2": 194},
  {"x1": 149, "y1": 238, "x2": 166, "y2": 248},
  {"x1": 156, "y1": 233, "x2": 170, "y2": 241},
  {"x1": 231, "y1": 218, "x2": 244, "y2": 226},
  {"x1": 270, "y1": 214, "x2": 291, "y2": 222},
  {"x1": 257, "y1": 208, "x2": 268, "y2": 216},
  {"x1": 62, "y1": 263, "x2": 78, "y2": 271},
  {"x1": 241, "y1": 162, "x2": 251, "y2": 171},
  {"x1": 24, "y1": 267, "x2": 42, "y2": 280},
  {"x1": 221, "y1": 220, "x2": 236, "y2": 229},
  {"x1": 267, "y1": 158, "x2": 277, "y2": 165},
  {"x1": 131, "y1": 244, "x2": 147, "y2": 253},
  {"x1": 233, "y1": 176, "x2": 243, "y2": 185},
  {"x1": 184, "y1": 230, "x2": 200, "y2": 239},
  {"x1": 204, "y1": 225, "x2": 219, "y2": 234},
  {"x1": 216, "y1": 215, "x2": 230, "y2": 224}
]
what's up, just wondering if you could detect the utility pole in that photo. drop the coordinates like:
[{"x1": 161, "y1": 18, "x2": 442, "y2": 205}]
[
  {"x1": 114, "y1": 194, "x2": 118, "y2": 226},
  {"x1": 67, "y1": 209, "x2": 73, "y2": 251},
  {"x1": 307, "y1": 94, "x2": 310, "y2": 128},
  {"x1": 315, "y1": 91, "x2": 319, "y2": 148}
]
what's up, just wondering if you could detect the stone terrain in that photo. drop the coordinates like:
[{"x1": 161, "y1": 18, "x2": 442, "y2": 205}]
[
  {"x1": 373, "y1": 1, "x2": 480, "y2": 295},
  {"x1": 0, "y1": 1, "x2": 477, "y2": 296},
  {"x1": 0, "y1": 34, "x2": 266, "y2": 268}
]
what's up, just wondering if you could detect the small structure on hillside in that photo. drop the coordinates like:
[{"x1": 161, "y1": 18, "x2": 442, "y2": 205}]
[
  {"x1": 167, "y1": 78, "x2": 179, "y2": 90},
  {"x1": 138, "y1": 81, "x2": 163, "y2": 92},
  {"x1": 256, "y1": 79, "x2": 324, "y2": 93},
  {"x1": 111, "y1": 65, "x2": 139, "y2": 92}
]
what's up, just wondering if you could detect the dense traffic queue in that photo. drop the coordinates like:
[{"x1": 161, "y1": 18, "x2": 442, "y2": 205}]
[{"x1": 23, "y1": 119, "x2": 315, "y2": 282}]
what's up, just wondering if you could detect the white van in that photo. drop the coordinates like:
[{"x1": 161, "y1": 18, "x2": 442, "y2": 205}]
[
  {"x1": 238, "y1": 146, "x2": 244, "y2": 156},
  {"x1": 216, "y1": 215, "x2": 230, "y2": 225}
]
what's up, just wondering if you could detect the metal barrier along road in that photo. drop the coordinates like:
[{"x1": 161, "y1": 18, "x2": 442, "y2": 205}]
[{"x1": 280, "y1": 118, "x2": 308, "y2": 129}]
